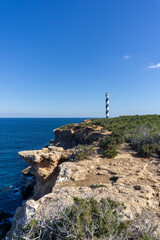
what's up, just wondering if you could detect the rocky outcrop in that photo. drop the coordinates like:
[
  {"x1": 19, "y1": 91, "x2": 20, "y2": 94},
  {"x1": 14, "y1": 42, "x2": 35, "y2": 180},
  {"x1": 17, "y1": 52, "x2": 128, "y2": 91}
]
[
  {"x1": 18, "y1": 124, "x2": 108, "y2": 199},
  {"x1": 19, "y1": 146, "x2": 72, "y2": 199},
  {"x1": 54, "y1": 124, "x2": 111, "y2": 148}
]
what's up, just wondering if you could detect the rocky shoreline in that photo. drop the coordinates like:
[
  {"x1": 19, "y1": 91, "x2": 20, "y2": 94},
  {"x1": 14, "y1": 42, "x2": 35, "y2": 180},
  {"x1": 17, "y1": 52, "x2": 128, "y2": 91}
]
[{"x1": 5, "y1": 121, "x2": 160, "y2": 239}]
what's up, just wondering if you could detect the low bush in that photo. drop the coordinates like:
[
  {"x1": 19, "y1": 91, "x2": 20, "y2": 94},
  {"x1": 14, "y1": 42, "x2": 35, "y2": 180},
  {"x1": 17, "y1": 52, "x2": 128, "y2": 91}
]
[
  {"x1": 101, "y1": 129, "x2": 124, "y2": 149},
  {"x1": 87, "y1": 115, "x2": 160, "y2": 134},
  {"x1": 90, "y1": 184, "x2": 106, "y2": 188},
  {"x1": 74, "y1": 144, "x2": 96, "y2": 160},
  {"x1": 104, "y1": 148, "x2": 118, "y2": 158},
  {"x1": 138, "y1": 144, "x2": 153, "y2": 157},
  {"x1": 92, "y1": 115, "x2": 160, "y2": 158},
  {"x1": 112, "y1": 129, "x2": 125, "y2": 144},
  {"x1": 155, "y1": 144, "x2": 160, "y2": 157},
  {"x1": 100, "y1": 129, "x2": 124, "y2": 158},
  {"x1": 129, "y1": 127, "x2": 160, "y2": 157},
  {"x1": 12, "y1": 197, "x2": 160, "y2": 240},
  {"x1": 129, "y1": 211, "x2": 160, "y2": 240},
  {"x1": 15, "y1": 197, "x2": 129, "y2": 240},
  {"x1": 53, "y1": 197, "x2": 129, "y2": 240}
]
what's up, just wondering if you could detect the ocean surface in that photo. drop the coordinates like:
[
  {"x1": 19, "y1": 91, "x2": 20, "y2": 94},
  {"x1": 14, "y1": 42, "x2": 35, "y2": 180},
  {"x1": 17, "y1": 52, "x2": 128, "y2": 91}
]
[{"x1": 0, "y1": 118, "x2": 86, "y2": 214}]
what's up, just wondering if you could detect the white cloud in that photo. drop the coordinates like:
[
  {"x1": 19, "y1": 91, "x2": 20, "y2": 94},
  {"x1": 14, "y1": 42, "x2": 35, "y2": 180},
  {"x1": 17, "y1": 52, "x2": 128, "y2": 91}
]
[
  {"x1": 148, "y1": 63, "x2": 160, "y2": 69},
  {"x1": 124, "y1": 55, "x2": 130, "y2": 59}
]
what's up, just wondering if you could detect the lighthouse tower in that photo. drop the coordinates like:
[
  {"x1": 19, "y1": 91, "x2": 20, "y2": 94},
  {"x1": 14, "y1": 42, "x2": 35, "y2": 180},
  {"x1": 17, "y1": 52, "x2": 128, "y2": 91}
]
[{"x1": 106, "y1": 92, "x2": 109, "y2": 118}]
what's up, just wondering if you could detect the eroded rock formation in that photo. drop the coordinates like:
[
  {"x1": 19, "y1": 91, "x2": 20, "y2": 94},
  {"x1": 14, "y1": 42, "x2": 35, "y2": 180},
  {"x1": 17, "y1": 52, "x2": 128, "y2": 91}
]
[
  {"x1": 19, "y1": 146, "x2": 72, "y2": 198},
  {"x1": 53, "y1": 124, "x2": 111, "y2": 148}
]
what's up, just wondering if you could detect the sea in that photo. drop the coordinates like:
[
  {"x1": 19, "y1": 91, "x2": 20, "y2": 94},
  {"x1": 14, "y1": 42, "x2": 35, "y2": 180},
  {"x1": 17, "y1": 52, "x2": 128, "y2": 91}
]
[{"x1": 0, "y1": 118, "x2": 86, "y2": 214}]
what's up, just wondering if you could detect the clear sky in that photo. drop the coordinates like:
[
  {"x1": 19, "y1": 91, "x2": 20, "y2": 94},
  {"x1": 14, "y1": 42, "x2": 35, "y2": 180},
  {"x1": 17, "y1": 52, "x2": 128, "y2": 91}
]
[{"x1": 0, "y1": 0, "x2": 160, "y2": 118}]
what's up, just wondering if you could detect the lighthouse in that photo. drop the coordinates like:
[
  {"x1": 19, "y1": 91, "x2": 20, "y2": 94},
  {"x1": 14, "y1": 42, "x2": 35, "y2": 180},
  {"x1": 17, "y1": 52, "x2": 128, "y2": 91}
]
[{"x1": 106, "y1": 92, "x2": 109, "y2": 118}]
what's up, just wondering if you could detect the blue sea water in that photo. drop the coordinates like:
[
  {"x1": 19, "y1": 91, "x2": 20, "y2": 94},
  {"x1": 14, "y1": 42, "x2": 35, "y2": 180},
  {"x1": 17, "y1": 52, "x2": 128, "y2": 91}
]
[{"x1": 0, "y1": 118, "x2": 86, "y2": 214}]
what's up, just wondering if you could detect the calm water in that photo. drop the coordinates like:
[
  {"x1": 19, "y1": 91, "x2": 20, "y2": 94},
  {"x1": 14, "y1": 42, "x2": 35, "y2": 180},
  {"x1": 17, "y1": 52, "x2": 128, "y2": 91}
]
[{"x1": 0, "y1": 118, "x2": 86, "y2": 213}]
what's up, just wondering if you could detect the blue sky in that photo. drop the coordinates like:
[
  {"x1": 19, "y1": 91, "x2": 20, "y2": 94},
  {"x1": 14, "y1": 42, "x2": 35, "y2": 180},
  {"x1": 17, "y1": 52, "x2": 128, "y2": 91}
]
[{"x1": 0, "y1": 0, "x2": 160, "y2": 117}]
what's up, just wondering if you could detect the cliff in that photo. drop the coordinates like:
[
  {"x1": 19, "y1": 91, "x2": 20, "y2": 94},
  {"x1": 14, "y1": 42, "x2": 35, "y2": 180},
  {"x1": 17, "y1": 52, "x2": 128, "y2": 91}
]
[{"x1": 6, "y1": 119, "x2": 160, "y2": 239}]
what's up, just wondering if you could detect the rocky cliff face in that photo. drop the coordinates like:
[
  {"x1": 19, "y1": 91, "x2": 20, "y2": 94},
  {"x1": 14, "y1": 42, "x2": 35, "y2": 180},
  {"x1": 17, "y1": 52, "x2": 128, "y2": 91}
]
[
  {"x1": 19, "y1": 146, "x2": 72, "y2": 199},
  {"x1": 53, "y1": 123, "x2": 111, "y2": 148},
  {"x1": 18, "y1": 124, "x2": 108, "y2": 199},
  {"x1": 7, "y1": 123, "x2": 160, "y2": 239}
]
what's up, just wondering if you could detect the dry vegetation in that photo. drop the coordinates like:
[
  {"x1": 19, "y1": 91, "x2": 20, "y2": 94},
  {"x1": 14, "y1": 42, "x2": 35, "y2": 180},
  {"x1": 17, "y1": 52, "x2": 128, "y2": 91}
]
[{"x1": 11, "y1": 197, "x2": 160, "y2": 240}]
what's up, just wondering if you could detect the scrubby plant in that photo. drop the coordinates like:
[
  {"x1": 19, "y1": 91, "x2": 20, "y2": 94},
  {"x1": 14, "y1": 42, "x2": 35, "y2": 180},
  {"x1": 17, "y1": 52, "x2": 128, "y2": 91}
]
[
  {"x1": 14, "y1": 197, "x2": 129, "y2": 240},
  {"x1": 100, "y1": 129, "x2": 124, "y2": 158},
  {"x1": 90, "y1": 184, "x2": 106, "y2": 188},
  {"x1": 84, "y1": 115, "x2": 160, "y2": 134},
  {"x1": 155, "y1": 144, "x2": 160, "y2": 157},
  {"x1": 138, "y1": 144, "x2": 153, "y2": 157},
  {"x1": 52, "y1": 197, "x2": 129, "y2": 240},
  {"x1": 82, "y1": 115, "x2": 160, "y2": 158},
  {"x1": 100, "y1": 129, "x2": 124, "y2": 149},
  {"x1": 74, "y1": 144, "x2": 96, "y2": 160},
  {"x1": 9, "y1": 197, "x2": 160, "y2": 240},
  {"x1": 129, "y1": 127, "x2": 160, "y2": 157},
  {"x1": 129, "y1": 211, "x2": 160, "y2": 240},
  {"x1": 104, "y1": 148, "x2": 118, "y2": 158}
]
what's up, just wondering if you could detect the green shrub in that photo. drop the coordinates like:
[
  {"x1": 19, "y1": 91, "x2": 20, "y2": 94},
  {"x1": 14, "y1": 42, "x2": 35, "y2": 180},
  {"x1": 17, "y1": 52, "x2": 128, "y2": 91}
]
[
  {"x1": 100, "y1": 129, "x2": 124, "y2": 150},
  {"x1": 129, "y1": 211, "x2": 159, "y2": 240},
  {"x1": 129, "y1": 126, "x2": 160, "y2": 157},
  {"x1": 88, "y1": 115, "x2": 160, "y2": 134},
  {"x1": 155, "y1": 144, "x2": 160, "y2": 157},
  {"x1": 138, "y1": 144, "x2": 153, "y2": 157},
  {"x1": 19, "y1": 219, "x2": 40, "y2": 239},
  {"x1": 90, "y1": 184, "x2": 106, "y2": 188},
  {"x1": 139, "y1": 235, "x2": 152, "y2": 240},
  {"x1": 17, "y1": 197, "x2": 129, "y2": 240},
  {"x1": 91, "y1": 115, "x2": 160, "y2": 158},
  {"x1": 100, "y1": 135, "x2": 112, "y2": 149},
  {"x1": 13, "y1": 197, "x2": 160, "y2": 240},
  {"x1": 104, "y1": 148, "x2": 118, "y2": 158},
  {"x1": 74, "y1": 144, "x2": 95, "y2": 160},
  {"x1": 138, "y1": 143, "x2": 160, "y2": 158},
  {"x1": 112, "y1": 129, "x2": 125, "y2": 144},
  {"x1": 52, "y1": 197, "x2": 129, "y2": 240},
  {"x1": 28, "y1": 219, "x2": 37, "y2": 229},
  {"x1": 100, "y1": 129, "x2": 123, "y2": 158}
]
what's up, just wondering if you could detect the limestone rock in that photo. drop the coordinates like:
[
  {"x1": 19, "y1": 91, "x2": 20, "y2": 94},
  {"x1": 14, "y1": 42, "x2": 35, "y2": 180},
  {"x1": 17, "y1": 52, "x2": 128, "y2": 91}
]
[
  {"x1": 19, "y1": 146, "x2": 72, "y2": 198},
  {"x1": 54, "y1": 124, "x2": 110, "y2": 148}
]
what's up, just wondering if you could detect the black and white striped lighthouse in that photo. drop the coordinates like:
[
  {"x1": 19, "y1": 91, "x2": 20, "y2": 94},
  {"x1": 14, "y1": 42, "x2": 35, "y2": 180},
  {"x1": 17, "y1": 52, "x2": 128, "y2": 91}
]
[{"x1": 105, "y1": 92, "x2": 109, "y2": 118}]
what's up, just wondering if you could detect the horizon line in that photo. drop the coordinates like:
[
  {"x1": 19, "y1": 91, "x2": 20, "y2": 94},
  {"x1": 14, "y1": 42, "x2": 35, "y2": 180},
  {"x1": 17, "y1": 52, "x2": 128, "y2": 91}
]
[{"x1": 0, "y1": 116, "x2": 97, "y2": 118}]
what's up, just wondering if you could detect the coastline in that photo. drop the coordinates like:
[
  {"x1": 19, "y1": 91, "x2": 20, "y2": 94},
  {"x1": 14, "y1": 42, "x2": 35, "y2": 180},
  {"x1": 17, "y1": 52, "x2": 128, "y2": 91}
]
[
  {"x1": 0, "y1": 118, "x2": 86, "y2": 238},
  {"x1": 4, "y1": 117, "x2": 160, "y2": 239}
]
